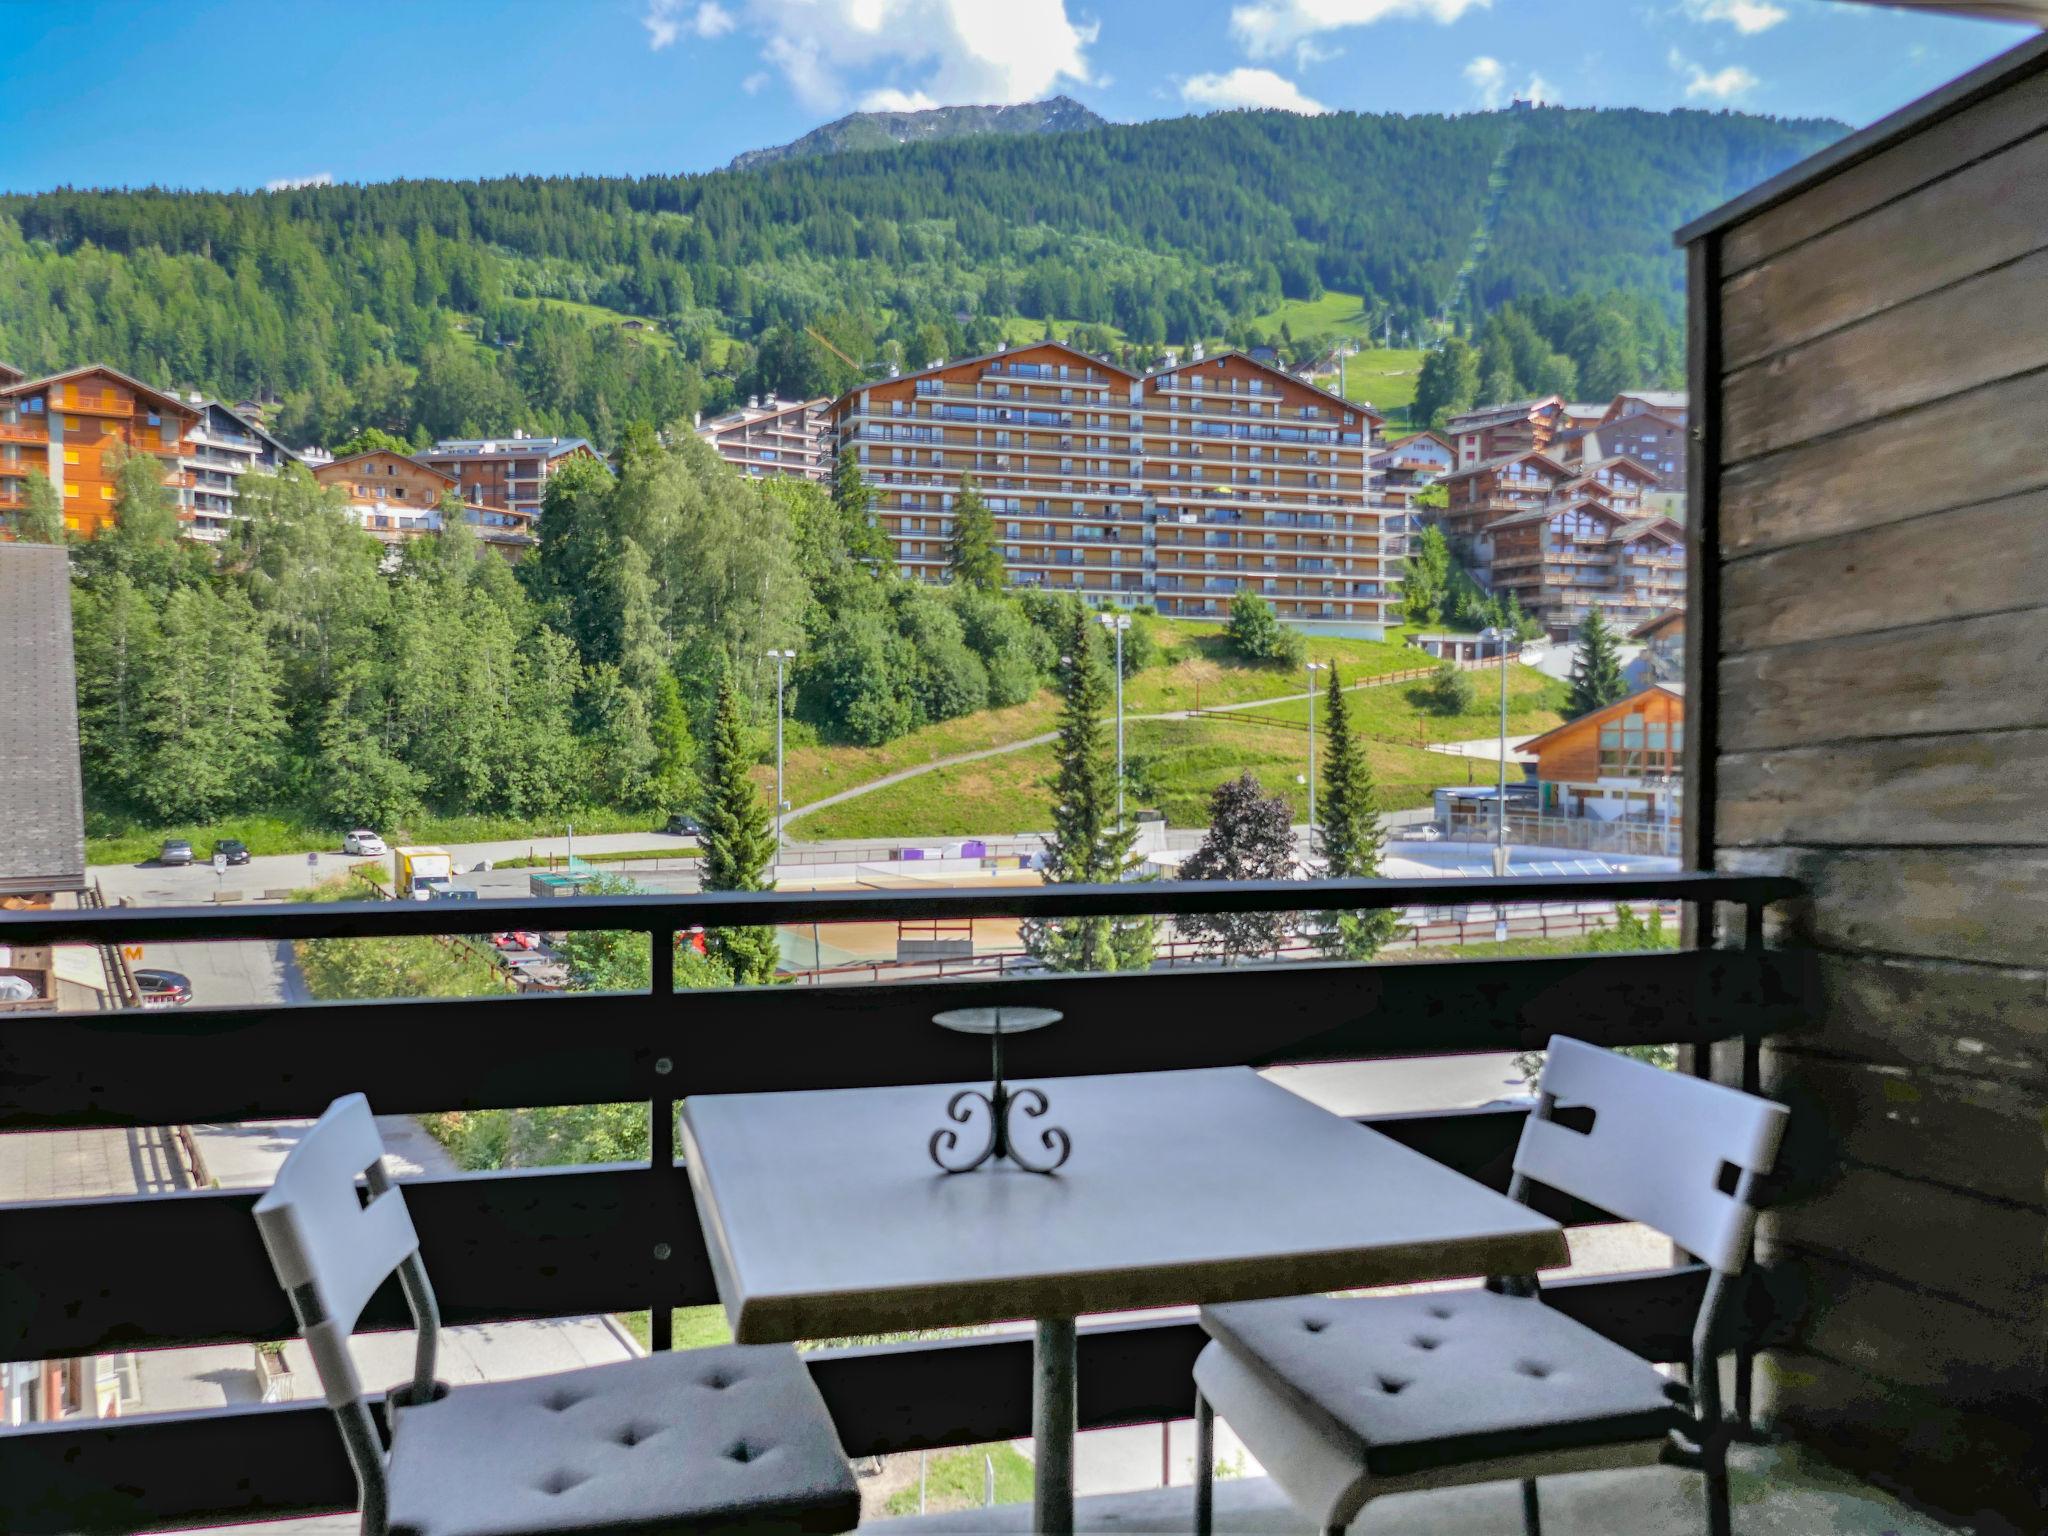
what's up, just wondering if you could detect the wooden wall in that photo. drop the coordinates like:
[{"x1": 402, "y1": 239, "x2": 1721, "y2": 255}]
[{"x1": 1688, "y1": 36, "x2": 2048, "y2": 1534}]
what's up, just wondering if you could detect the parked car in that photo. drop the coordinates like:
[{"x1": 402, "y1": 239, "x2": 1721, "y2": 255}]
[
  {"x1": 343, "y1": 830, "x2": 387, "y2": 856},
  {"x1": 663, "y1": 813, "x2": 703, "y2": 838},
  {"x1": 214, "y1": 838, "x2": 251, "y2": 866},
  {"x1": 133, "y1": 968, "x2": 193, "y2": 1008},
  {"x1": 158, "y1": 839, "x2": 195, "y2": 866},
  {"x1": 492, "y1": 930, "x2": 542, "y2": 952}
]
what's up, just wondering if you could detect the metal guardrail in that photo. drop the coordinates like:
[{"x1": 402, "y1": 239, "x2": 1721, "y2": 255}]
[{"x1": 0, "y1": 871, "x2": 1802, "y2": 1536}]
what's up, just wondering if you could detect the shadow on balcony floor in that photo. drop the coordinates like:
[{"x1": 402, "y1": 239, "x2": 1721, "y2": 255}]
[{"x1": 864, "y1": 1441, "x2": 1960, "y2": 1535}]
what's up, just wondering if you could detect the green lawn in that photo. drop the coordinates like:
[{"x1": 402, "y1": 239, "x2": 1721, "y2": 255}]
[
  {"x1": 1236, "y1": 664, "x2": 1569, "y2": 746},
  {"x1": 1121, "y1": 621, "x2": 1431, "y2": 714},
  {"x1": 1238, "y1": 290, "x2": 1376, "y2": 342},
  {"x1": 799, "y1": 706, "x2": 1476, "y2": 838},
  {"x1": 775, "y1": 693, "x2": 1062, "y2": 813},
  {"x1": 616, "y1": 1306, "x2": 733, "y2": 1353},
  {"x1": 883, "y1": 1443, "x2": 1036, "y2": 1517}
]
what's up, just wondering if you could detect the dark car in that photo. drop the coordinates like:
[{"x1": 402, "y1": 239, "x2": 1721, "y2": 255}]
[
  {"x1": 158, "y1": 838, "x2": 195, "y2": 866},
  {"x1": 214, "y1": 838, "x2": 252, "y2": 866},
  {"x1": 133, "y1": 968, "x2": 192, "y2": 1008},
  {"x1": 664, "y1": 813, "x2": 703, "y2": 838}
]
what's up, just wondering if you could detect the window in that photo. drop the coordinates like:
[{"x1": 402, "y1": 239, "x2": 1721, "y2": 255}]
[
  {"x1": 65, "y1": 484, "x2": 79, "y2": 498},
  {"x1": 63, "y1": 449, "x2": 78, "y2": 465}
]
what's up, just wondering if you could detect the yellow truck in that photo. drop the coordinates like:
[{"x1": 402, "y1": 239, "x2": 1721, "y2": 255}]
[{"x1": 391, "y1": 846, "x2": 458, "y2": 901}]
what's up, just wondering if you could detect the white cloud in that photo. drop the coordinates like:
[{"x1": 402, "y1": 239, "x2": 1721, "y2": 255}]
[
  {"x1": 1181, "y1": 67, "x2": 1330, "y2": 114},
  {"x1": 692, "y1": 1, "x2": 736, "y2": 37},
  {"x1": 1682, "y1": 0, "x2": 1787, "y2": 34},
  {"x1": 265, "y1": 172, "x2": 333, "y2": 191},
  {"x1": 861, "y1": 87, "x2": 941, "y2": 111},
  {"x1": 1670, "y1": 47, "x2": 1758, "y2": 99},
  {"x1": 1522, "y1": 71, "x2": 1555, "y2": 104},
  {"x1": 1231, "y1": 0, "x2": 1489, "y2": 62},
  {"x1": 742, "y1": 70, "x2": 770, "y2": 93},
  {"x1": 684, "y1": 0, "x2": 1094, "y2": 112},
  {"x1": 1464, "y1": 54, "x2": 1506, "y2": 108},
  {"x1": 643, "y1": 0, "x2": 734, "y2": 49}
]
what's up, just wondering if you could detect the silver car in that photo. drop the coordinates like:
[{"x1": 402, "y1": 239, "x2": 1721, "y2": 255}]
[{"x1": 343, "y1": 829, "x2": 388, "y2": 856}]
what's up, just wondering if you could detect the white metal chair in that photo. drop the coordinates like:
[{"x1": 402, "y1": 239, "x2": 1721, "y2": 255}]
[
  {"x1": 252, "y1": 1094, "x2": 860, "y2": 1536},
  {"x1": 1192, "y1": 1036, "x2": 1787, "y2": 1536}
]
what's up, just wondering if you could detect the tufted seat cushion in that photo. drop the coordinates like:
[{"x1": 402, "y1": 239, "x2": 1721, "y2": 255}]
[
  {"x1": 1200, "y1": 1286, "x2": 1684, "y2": 1481},
  {"x1": 383, "y1": 1343, "x2": 859, "y2": 1536}
]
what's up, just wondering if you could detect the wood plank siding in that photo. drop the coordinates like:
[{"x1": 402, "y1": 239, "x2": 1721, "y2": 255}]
[{"x1": 1686, "y1": 35, "x2": 2048, "y2": 1534}]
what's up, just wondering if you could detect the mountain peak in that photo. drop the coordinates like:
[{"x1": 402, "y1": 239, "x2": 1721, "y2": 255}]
[{"x1": 727, "y1": 96, "x2": 1108, "y2": 173}]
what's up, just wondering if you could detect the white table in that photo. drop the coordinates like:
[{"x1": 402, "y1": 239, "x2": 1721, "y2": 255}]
[{"x1": 680, "y1": 1066, "x2": 1567, "y2": 1535}]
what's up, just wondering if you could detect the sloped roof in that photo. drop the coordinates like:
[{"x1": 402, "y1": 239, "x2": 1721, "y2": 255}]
[
  {"x1": 1, "y1": 363, "x2": 203, "y2": 422},
  {"x1": 1443, "y1": 448, "x2": 1572, "y2": 483},
  {"x1": 0, "y1": 545, "x2": 86, "y2": 894},
  {"x1": 1630, "y1": 608, "x2": 1687, "y2": 640},
  {"x1": 315, "y1": 450, "x2": 458, "y2": 483},
  {"x1": 1445, "y1": 395, "x2": 1564, "y2": 430},
  {"x1": 1520, "y1": 682, "x2": 1686, "y2": 756}
]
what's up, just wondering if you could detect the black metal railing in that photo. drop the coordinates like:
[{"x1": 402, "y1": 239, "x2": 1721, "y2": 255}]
[{"x1": 0, "y1": 871, "x2": 1803, "y2": 1535}]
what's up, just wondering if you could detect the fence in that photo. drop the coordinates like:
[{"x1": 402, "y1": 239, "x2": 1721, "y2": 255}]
[{"x1": 0, "y1": 871, "x2": 1801, "y2": 1535}]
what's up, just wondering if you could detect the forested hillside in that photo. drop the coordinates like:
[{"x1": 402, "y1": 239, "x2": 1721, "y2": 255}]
[{"x1": 0, "y1": 104, "x2": 1837, "y2": 450}]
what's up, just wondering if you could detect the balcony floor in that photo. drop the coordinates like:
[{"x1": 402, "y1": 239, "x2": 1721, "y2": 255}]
[{"x1": 866, "y1": 1441, "x2": 1958, "y2": 1535}]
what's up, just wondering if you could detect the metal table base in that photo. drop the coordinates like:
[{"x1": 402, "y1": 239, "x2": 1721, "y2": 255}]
[{"x1": 1034, "y1": 1316, "x2": 1077, "y2": 1535}]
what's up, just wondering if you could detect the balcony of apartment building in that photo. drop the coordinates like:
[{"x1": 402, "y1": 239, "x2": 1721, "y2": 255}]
[{"x1": 5, "y1": 40, "x2": 2044, "y2": 1536}]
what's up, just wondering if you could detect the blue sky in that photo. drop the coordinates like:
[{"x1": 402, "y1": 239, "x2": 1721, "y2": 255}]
[{"x1": 0, "y1": 1, "x2": 2030, "y2": 193}]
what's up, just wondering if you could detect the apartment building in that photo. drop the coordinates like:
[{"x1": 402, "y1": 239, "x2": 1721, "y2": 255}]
[
  {"x1": 1372, "y1": 429, "x2": 1453, "y2": 560},
  {"x1": 176, "y1": 397, "x2": 300, "y2": 541},
  {"x1": 311, "y1": 450, "x2": 536, "y2": 560},
  {"x1": 1438, "y1": 448, "x2": 1680, "y2": 637},
  {"x1": 417, "y1": 433, "x2": 601, "y2": 521},
  {"x1": 1445, "y1": 394, "x2": 1565, "y2": 469},
  {"x1": 828, "y1": 340, "x2": 1391, "y2": 634},
  {"x1": 1548, "y1": 408, "x2": 1687, "y2": 494},
  {"x1": 0, "y1": 366, "x2": 199, "y2": 540},
  {"x1": 695, "y1": 396, "x2": 831, "y2": 480}
]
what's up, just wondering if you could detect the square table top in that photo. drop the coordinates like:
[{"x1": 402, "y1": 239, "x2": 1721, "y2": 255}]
[{"x1": 680, "y1": 1066, "x2": 1568, "y2": 1344}]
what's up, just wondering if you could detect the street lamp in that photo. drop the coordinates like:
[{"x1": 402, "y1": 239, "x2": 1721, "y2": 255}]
[
  {"x1": 766, "y1": 649, "x2": 796, "y2": 850},
  {"x1": 1479, "y1": 626, "x2": 1515, "y2": 942},
  {"x1": 1302, "y1": 660, "x2": 1327, "y2": 840},
  {"x1": 1098, "y1": 613, "x2": 1131, "y2": 827}
]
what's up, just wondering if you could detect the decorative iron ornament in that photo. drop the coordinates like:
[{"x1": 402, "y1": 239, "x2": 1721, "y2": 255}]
[{"x1": 928, "y1": 1007, "x2": 1070, "y2": 1174}]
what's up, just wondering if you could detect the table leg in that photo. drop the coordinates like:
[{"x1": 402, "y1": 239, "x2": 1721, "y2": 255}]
[{"x1": 1033, "y1": 1315, "x2": 1077, "y2": 1536}]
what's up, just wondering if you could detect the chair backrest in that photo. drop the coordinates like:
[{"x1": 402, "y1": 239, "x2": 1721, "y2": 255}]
[
  {"x1": 253, "y1": 1095, "x2": 421, "y2": 1396},
  {"x1": 1514, "y1": 1036, "x2": 1787, "y2": 1273}
]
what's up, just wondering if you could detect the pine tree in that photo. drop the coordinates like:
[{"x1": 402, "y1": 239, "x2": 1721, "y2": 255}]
[
  {"x1": 698, "y1": 670, "x2": 781, "y2": 984},
  {"x1": 1567, "y1": 607, "x2": 1630, "y2": 719},
  {"x1": 831, "y1": 445, "x2": 889, "y2": 564},
  {"x1": 945, "y1": 473, "x2": 1005, "y2": 592},
  {"x1": 1023, "y1": 608, "x2": 1153, "y2": 972},
  {"x1": 1315, "y1": 667, "x2": 1402, "y2": 960},
  {"x1": 1180, "y1": 773, "x2": 1295, "y2": 961}
]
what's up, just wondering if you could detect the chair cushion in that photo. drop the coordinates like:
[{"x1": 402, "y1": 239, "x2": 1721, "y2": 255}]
[
  {"x1": 384, "y1": 1344, "x2": 859, "y2": 1536},
  {"x1": 1201, "y1": 1286, "x2": 1685, "y2": 1481}
]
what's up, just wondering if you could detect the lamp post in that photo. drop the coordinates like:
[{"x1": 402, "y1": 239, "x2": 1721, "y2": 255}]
[
  {"x1": 766, "y1": 649, "x2": 795, "y2": 850},
  {"x1": 1098, "y1": 613, "x2": 1130, "y2": 828},
  {"x1": 1302, "y1": 660, "x2": 1326, "y2": 841},
  {"x1": 1479, "y1": 626, "x2": 1515, "y2": 941}
]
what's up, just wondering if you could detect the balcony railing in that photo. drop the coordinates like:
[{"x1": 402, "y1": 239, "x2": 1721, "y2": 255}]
[{"x1": 0, "y1": 872, "x2": 1803, "y2": 1535}]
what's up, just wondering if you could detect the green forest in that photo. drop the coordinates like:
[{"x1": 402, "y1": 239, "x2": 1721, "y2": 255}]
[
  {"x1": 0, "y1": 104, "x2": 1837, "y2": 451},
  {"x1": 49, "y1": 435, "x2": 1161, "y2": 841}
]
